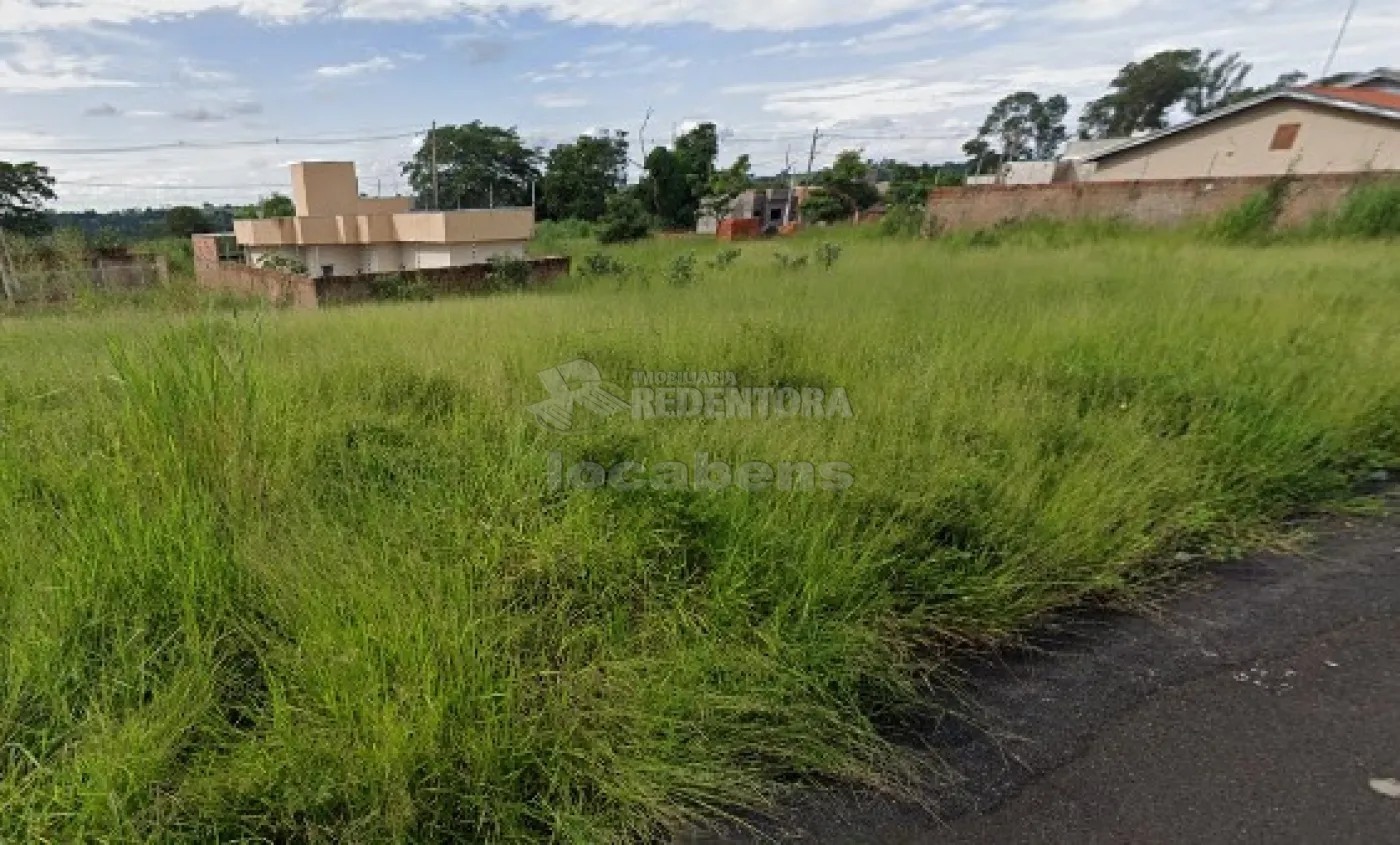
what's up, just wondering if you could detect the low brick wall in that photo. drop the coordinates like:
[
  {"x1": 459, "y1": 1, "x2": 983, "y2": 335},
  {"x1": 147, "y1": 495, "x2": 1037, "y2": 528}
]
[
  {"x1": 314, "y1": 256, "x2": 571, "y2": 306},
  {"x1": 925, "y1": 172, "x2": 1400, "y2": 233},
  {"x1": 194, "y1": 256, "x2": 318, "y2": 309}
]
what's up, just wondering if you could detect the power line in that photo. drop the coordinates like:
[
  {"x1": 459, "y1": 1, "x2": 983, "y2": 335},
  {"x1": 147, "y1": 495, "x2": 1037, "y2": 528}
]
[
  {"x1": 1321, "y1": 0, "x2": 1361, "y2": 79},
  {"x1": 1, "y1": 129, "x2": 421, "y2": 157}
]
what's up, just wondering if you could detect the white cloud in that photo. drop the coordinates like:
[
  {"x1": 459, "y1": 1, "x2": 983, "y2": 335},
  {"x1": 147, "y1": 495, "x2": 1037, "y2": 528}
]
[
  {"x1": 535, "y1": 93, "x2": 588, "y2": 108},
  {"x1": 2, "y1": 0, "x2": 934, "y2": 34},
  {"x1": 0, "y1": 38, "x2": 135, "y2": 92},
  {"x1": 314, "y1": 55, "x2": 396, "y2": 78}
]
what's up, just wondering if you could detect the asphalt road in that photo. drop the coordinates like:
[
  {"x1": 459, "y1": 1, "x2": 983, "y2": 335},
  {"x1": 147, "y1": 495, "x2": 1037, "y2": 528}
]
[{"x1": 689, "y1": 489, "x2": 1400, "y2": 844}]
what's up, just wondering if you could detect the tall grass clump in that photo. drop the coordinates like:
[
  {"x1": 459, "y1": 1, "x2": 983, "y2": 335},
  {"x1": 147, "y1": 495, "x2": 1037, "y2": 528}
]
[
  {"x1": 3, "y1": 233, "x2": 1400, "y2": 841},
  {"x1": 1325, "y1": 180, "x2": 1400, "y2": 238},
  {"x1": 1209, "y1": 179, "x2": 1288, "y2": 243}
]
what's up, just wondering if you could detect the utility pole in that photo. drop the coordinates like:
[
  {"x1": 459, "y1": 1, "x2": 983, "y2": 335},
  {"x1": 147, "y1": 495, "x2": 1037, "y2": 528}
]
[
  {"x1": 430, "y1": 121, "x2": 441, "y2": 210},
  {"x1": 804, "y1": 128, "x2": 820, "y2": 185},
  {"x1": 782, "y1": 145, "x2": 796, "y2": 226},
  {"x1": 1321, "y1": 0, "x2": 1360, "y2": 80},
  {"x1": 0, "y1": 228, "x2": 19, "y2": 304}
]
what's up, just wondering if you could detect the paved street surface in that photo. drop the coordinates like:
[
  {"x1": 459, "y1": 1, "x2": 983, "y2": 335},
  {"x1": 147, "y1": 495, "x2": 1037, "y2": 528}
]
[{"x1": 693, "y1": 492, "x2": 1400, "y2": 845}]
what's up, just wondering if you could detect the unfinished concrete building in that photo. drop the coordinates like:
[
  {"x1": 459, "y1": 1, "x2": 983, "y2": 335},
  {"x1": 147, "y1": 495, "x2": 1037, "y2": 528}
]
[{"x1": 230, "y1": 162, "x2": 534, "y2": 277}]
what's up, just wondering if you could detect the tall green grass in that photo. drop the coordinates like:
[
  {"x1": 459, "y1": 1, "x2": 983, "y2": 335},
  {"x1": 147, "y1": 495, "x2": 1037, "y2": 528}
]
[{"x1": 2, "y1": 235, "x2": 1399, "y2": 841}]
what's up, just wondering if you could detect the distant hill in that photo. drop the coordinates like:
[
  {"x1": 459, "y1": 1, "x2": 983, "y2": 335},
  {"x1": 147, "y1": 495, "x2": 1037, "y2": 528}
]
[{"x1": 49, "y1": 205, "x2": 239, "y2": 241}]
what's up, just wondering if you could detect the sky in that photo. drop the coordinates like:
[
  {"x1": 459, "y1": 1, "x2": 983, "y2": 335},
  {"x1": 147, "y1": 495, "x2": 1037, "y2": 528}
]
[{"x1": 0, "y1": 0, "x2": 1396, "y2": 211}]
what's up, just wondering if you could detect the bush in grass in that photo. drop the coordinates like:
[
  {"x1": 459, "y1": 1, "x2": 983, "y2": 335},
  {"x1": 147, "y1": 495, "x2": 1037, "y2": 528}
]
[
  {"x1": 597, "y1": 193, "x2": 652, "y2": 244},
  {"x1": 367, "y1": 272, "x2": 434, "y2": 301},
  {"x1": 486, "y1": 254, "x2": 532, "y2": 290},
  {"x1": 817, "y1": 242, "x2": 843, "y2": 270},
  {"x1": 666, "y1": 252, "x2": 698, "y2": 287},
  {"x1": 1328, "y1": 181, "x2": 1400, "y2": 238},
  {"x1": 774, "y1": 252, "x2": 810, "y2": 271},
  {"x1": 708, "y1": 247, "x2": 742, "y2": 269},
  {"x1": 580, "y1": 251, "x2": 630, "y2": 277},
  {"x1": 878, "y1": 203, "x2": 925, "y2": 238},
  {"x1": 1211, "y1": 180, "x2": 1288, "y2": 244}
]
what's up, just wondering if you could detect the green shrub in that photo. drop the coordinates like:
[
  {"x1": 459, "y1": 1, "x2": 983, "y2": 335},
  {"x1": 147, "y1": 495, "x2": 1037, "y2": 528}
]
[
  {"x1": 486, "y1": 254, "x2": 532, "y2": 290},
  {"x1": 1211, "y1": 180, "x2": 1288, "y2": 244},
  {"x1": 367, "y1": 273, "x2": 434, "y2": 301},
  {"x1": 816, "y1": 242, "x2": 844, "y2": 270},
  {"x1": 878, "y1": 204, "x2": 925, "y2": 238},
  {"x1": 580, "y1": 252, "x2": 630, "y2": 277},
  {"x1": 598, "y1": 193, "x2": 652, "y2": 245},
  {"x1": 665, "y1": 252, "x2": 698, "y2": 287},
  {"x1": 708, "y1": 247, "x2": 742, "y2": 269},
  {"x1": 1328, "y1": 181, "x2": 1400, "y2": 238}
]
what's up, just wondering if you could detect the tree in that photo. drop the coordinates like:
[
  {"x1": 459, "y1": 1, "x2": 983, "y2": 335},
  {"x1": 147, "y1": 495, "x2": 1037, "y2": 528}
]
[
  {"x1": 1078, "y1": 49, "x2": 1204, "y2": 139},
  {"x1": 0, "y1": 161, "x2": 57, "y2": 236},
  {"x1": 165, "y1": 206, "x2": 212, "y2": 239},
  {"x1": 637, "y1": 122, "x2": 720, "y2": 229},
  {"x1": 819, "y1": 151, "x2": 880, "y2": 211},
  {"x1": 234, "y1": 192, "x2": 297, "y2": 220},
  {"x1": 1211, "y1": 70, "x2": 1308, "y2": 111},
  {"x1": 699, "y1": 154, "x2": 752, "y2": 226},
  {"x1": 540, "y1": 131, "x2": 630, "y2": 222},
  {"x1": 961, "y1": 138, "x2": 1003, "y2": 175},
  {"x1": 799, "y1": 151, "x2": 881, "y2": 224},
  {"x1": 966, "y1": 92, "x2": 1070, "y2": 164},
  {"x1": 403, "y1": 121, "x2": 542, "y2": 210},
  {"x1": 1185, "y1": 50, "x2": 1253, "y2": 116},
  {"x1": 597, "y1": 191, "x2": 652, "y2": 244}
]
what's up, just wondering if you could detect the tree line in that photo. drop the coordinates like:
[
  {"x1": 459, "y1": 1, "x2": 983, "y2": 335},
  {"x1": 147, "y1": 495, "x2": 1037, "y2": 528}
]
[
  {"x1": 0, "y1": 45, "x2": 1323, "y2": 243},
  {"x1": 963, "y1": 48, "x2": 1312, "y2": 173}
]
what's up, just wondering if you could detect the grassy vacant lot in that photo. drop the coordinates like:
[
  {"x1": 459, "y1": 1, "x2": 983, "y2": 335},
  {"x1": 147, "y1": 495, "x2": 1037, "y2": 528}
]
[{"x1": 2, "y1": 230, "x2": 1399, "y2": 841}]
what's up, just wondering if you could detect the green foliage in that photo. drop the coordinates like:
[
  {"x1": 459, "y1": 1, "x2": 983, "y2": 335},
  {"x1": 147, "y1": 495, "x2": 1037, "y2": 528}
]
[
  {"x1": 580, "y1": 251, "x2": 631, "y2": 277},
  {"x1": 637, "y1": 122, "x2": 720, "y2": 229},
  {"x1": 367, "y1": 272, "x2": 434, "y2": 301},
  {"x1": 486, "y1": 254, "x2": 532, "y2": 289},
  {"x1": 700, "y1": 154, "x2": 753, "y2": 225},
  {"x1": 1211, "y1": 181, "x2": 1289, "y2": 244},
  {"x1": 235, "y1": 193, "x2": 296, "y2": 220},
  {"x1": 708, "y1": 247, "x2": 742, "y2": 269},
  {"x1": 773, "y1": 251, "x2": 810, "y2": 271},
  {"x1": 1080, "y1": 49, "x2": 1211, "y2": 139},
  {"x1": 665, "y1": 252, "x2": 698, "y2": 287},
  {"x1": 256, "y1": 253, "x2": 309, "y2": 275},
  {"x1": 597, "y1": 192, "x2": 652, "y2": 244},
  {"x1": 1326, "y1": 181, "x2": 1400, "y2": 238},
  {"x1": 3, "y1": 236, "x2": 1400, "y2": 840},
  {"x1": 816, "y1": 242, "x2": 843, "y2": 269},
  {"x1": 165, "y1": 205, "x2": 213, "y2": 239},
  {"x1": 965, "y1": 91, "x2": 1070, "y2": 164},
  {"x1": 404, "y1": 121, "x2": 541, "y2": 210},
  {"x1": 800, "y1": 190, "x2": 850, "y2": 225},
  {"x1": 878, "y1": 204, "x2": 925, "y2": 238},
  {"x1": 0, "y1": 160, "x2": 57, "y2": 236},
  {"x1": 541, "y1": 132, "x2": 630, "y2": 222}
]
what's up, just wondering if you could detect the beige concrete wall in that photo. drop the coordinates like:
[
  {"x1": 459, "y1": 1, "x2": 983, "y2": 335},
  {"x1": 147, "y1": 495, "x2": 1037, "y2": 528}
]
[
  {"x1": 1092, "y1": 101, "x2": 1400, "y2": 181},
  {"x1": 404, "y1": 245, "x2": 453, "y2": 270},
  {"x1": 441, "y1": 208, "x2": 534, "y2": 243},
  {"x1": 358, "y1": 197, "x2": 412, "y2": 215},
  {"x1": 299, "y1": 245, "x2": 361, "y2": 278},
  {"x1": 292, "y1": 162, "x2": 361, "y2": 217},
  {"x1": 392, "y1": 213, "x2": 448, "y2": 243}
]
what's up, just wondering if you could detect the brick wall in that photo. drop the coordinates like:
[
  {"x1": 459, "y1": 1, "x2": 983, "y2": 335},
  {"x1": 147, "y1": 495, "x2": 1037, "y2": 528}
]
[
  {"x1": 192, "y1": 239, "x2": 318, "y2": 309},
  {"x1": 924, "y1": 172, "x2": 1399, "y2": 233},
  {"x1": 315, "y1": 256, "x2": 571, "y2": 305}
]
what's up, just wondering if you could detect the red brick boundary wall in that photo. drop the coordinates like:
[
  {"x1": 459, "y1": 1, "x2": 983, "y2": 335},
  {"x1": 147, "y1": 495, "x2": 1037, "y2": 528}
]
[{"x1": 924, "y1": 172, "x2": 1400, "y2": 233}]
